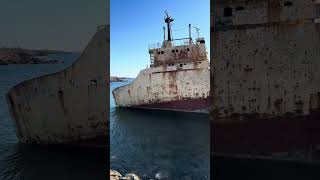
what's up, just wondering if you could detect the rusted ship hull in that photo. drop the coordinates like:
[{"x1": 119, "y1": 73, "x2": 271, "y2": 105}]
[
  {"x1": 134, "y1": 98, "x2": 209, "y2": 112},
  {"x1": 212, "y1": 113, "x2": 320, "y2": 158},
  {"x1": 212, "y1": 113, "x2": 320, "y2": 178},
  {"x1": 210, "y1": 0, "x2": 320, "y2": 160},
  {"x1": 113, "y1": 12, "x2": 210, "y2": 113},
  {"x1": 112, "y1": 64, "x2": 210, "y2": 113},
  {"x1": 6, "y1": 26, "x2": 109, "y2": 146}
]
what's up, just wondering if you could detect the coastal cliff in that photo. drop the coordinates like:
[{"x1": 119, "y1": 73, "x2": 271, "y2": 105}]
[{"x1": 0, "y1": 48, "x2": 67, "y2": 65}]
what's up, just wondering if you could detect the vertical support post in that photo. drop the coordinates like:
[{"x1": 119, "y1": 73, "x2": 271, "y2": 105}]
[
  {"x1": 189, "y1": 24, "x2": 192, "y2": 45},
  {"x1": 163, "y1": 26, "x2": 166, "y2": 41}
]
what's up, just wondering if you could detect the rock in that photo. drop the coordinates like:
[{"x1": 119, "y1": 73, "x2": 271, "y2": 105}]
[
  {"x1": 110, "y1": 76, "x2": 123, "y2": 82},
  {"x1": 110, "y1": 169, "x2": 122, "y2": 180},
  {"x1": 0, "y1": 48, "x2": 60, "y2": 64},
  {"x1": 110, "y1": 170, "x2": 141, "y2": 180},
  {"x1": 123, "y1": 173, "x2": 141, "y2": 180}
]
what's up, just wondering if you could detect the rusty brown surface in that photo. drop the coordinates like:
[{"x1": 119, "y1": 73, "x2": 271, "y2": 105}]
[
  {"x1": 212, "y1": 110, "x2": 320, "y2": 157},
  {"x1": 6, "y1": 26, "x2": 109, "y2": 145},
  {"x1": 133, "y1": 98, "x2": 209, "y2": 112},
  {"x1": 267, "y1": 0, "x2": 281, "y2": 22},
  {"x1": 211, "y1": 0, "x2": 320, "y2": 159}
]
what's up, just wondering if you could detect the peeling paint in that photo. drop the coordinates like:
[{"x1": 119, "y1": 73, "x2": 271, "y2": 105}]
[
  {"x1": 113, "y1": 61, "x2": 210, "y2": 112},
  {"x1": 212, "y1": 0, "x2": 320, "y2": 120},
  {"x1": 5, "y1": 26, "x2": 109, "y2": 145}
]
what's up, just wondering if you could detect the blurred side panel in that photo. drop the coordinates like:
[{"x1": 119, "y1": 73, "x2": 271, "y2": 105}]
[{"x1": 211, "y1": 0, "x2": 320, "y2": 179}]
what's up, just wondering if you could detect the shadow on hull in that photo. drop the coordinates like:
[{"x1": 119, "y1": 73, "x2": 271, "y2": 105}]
[{"x1": 211, "y1": 110, "x2": 320, "y2": 179}]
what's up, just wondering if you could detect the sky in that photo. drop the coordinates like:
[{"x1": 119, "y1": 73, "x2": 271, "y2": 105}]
[
  {"x1": 0, "y1": 0, "x2": 109, "y2": 52},
  {"x1": 111, "y1": 0, "x2": 210, "y2": 78}
]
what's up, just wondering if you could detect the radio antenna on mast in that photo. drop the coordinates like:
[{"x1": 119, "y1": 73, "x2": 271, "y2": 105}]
[{"x1": 194, "y1": 27, "x2": 200, "y2": 38}]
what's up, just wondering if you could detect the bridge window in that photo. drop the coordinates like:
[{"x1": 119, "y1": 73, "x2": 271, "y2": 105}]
[
  {"x1": 158, "y1": 51, "x2": 160, "y2": 55},
  {"x1": 284, "y1": 1, "x2": 293, "y2": 6},
  {"x1": 224, "y1": 7, "x2": 233, "y2": 17},
  {"x1": 172, "y1": 50, "x2": 175, "y2": 53},
  {"x1": 235, "y1": 6, "x2": 244, "y2": 11},
  {"x1": 161, "y1": 51, "x2": 164, "y2": 54},
  {"x1": 176, "y1": 49, "x2": 179, "y2": 52},
  {"x1": 180, "y1": 64, "x2": 183, "y2": 67},
  {"x1": 187, "y1": 48, "x2": 190, "y2": 51},
  {"x1": 90, "y1": 79, "x2": 97, "y2": 85}
]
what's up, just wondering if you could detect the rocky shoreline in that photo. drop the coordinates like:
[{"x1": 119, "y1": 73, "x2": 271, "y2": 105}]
[
  {"x1": 110, "y1": 76, "x2": 123, "y2": 82},
  {"x1": 110, "y1": 76, "x2": 131, "y2": 82},
  {"x1": 0, "y1": 48, "x2": 66, "y2": 65}
]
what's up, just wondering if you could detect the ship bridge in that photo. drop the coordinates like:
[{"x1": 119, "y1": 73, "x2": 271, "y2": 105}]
[{"x1": 148, "y1": 12, "x2": 208, "y2": 68}]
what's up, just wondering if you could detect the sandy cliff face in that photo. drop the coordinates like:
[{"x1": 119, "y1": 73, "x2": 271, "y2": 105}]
[{"x1": 6, "y1": 26, "x2": 109, "y2": 145}]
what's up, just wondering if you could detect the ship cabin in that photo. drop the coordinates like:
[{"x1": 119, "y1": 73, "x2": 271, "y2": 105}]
[{"x1": 148, "y1": 13, "x2": 208, "y2": 70}]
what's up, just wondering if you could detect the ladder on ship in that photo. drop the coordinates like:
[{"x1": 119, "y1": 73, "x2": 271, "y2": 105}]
[{"x1": 150, "y1": 53, "x2": 154, "y2": 67}]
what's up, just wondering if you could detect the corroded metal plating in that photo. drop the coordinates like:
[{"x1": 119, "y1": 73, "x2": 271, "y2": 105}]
[
  {"x1": 6, "y1": 26, "x2": 109, "y2": 145},
  {"x1": 113, "y1": 14, "x2": 210, "y2": 112}
]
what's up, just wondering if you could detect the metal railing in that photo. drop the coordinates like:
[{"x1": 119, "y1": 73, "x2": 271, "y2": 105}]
[
  {"x1": 97, "y1": 25, "x2": 108, "y2": 31},
  {"x1": 148, "y1": 43, "x2": 162, "y2": 50},
  {"x1": 148, "y1": 38, "x2": 192, "y2": 50},
  {"x1": 171, "y1": 38, "x2": 191, "y2": 47}
]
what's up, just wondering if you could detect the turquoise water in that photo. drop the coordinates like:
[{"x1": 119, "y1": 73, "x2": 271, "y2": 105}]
[{"x1": 110, "y1": 81, "x2": 210, "y2": 179}]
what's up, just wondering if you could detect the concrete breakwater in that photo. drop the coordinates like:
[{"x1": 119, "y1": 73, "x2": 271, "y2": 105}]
[{"x1": 6, "y1": 25, "x2": 109, "y2": 145}]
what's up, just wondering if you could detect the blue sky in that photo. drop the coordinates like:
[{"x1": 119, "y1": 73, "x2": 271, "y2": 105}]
[
  {"x1": 111, "y1": 0, "x2": 210, "y2": 77},
  {"x1": 0, "y1": 0, "x2": 108, "y2": 51}
]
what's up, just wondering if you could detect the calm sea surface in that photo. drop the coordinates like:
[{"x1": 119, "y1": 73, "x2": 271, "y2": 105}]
[
  {"x1": 0, "y1": 54, "x2": 210, "y2": 179},
  {"x1": 0, "y1": 54, "x2": 106, "y2": 180},
  {"x1": 110, "y1": 81, "x2": 210, "y2": 179}
]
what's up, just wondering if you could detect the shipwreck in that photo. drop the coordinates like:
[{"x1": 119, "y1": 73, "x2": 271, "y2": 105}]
[
  {"x1": 6, "y1": 25, "x2": 109, "y2": 147},
  {"x1": 113, "y1": 12, "x2": 210, "y2": 112}
]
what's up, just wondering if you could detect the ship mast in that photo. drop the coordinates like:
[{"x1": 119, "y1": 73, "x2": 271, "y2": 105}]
[
  {"x1": 163, "y1": 26, "x2": 166, "y2": 41},
  {"x1": 194, "y1": 27, "x2": 200, "y2": 39},
  {"x1": 164, "y1": 11, "x2": 174, "y2": 41}
]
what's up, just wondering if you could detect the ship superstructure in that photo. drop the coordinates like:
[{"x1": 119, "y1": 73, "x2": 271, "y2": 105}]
[{"x1": 113, "y1": 12, "x2": 209, "y2": 112}]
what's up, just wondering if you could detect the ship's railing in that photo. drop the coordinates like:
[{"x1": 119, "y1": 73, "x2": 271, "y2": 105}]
[
  {"x1": 97, "y1": 25, "x2": 108, "y2": 31},
  {"x1": 148, "y1": 43, "x2": 162, "y2": 50},
  {"x1": 148, "y1": 38, "x2": 192, "y2": 50},
  {"x1": 171, "y1": 38, "x2": 192, "y2": 47}
]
